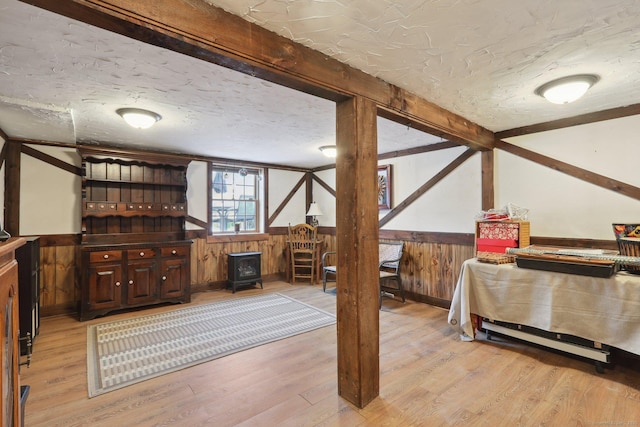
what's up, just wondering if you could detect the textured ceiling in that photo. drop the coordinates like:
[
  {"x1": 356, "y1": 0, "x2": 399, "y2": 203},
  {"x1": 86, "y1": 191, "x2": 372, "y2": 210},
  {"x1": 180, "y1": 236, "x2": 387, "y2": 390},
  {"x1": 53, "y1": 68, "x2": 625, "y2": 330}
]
[
  {"x1": 207, "y1": 0, "x2": 640, "y2": 131},
  {"x1": 1, "y1": 0, "x2": 639, "y2": 168}
]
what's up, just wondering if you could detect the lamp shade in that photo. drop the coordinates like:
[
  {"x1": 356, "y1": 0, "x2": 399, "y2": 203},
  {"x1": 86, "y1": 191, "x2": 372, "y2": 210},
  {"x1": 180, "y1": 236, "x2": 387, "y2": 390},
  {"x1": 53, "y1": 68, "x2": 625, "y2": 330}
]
[
  {"x1": 535, "y1": 74, "x2": 599, "y2": 104},
  {"x1": 306, "y1": 202, "x2": 323, "y2": 217},
  {"x1": 116, "y1": 108, "x2": 162, "y2": 129}
]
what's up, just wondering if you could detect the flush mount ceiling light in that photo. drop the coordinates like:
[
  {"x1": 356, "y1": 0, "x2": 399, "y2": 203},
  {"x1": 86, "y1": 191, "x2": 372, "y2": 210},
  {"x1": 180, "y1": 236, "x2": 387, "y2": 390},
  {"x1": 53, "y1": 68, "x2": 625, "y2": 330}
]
[
  {"x1": 116, "y1": 108, "x2": 162, "y2": 129},
  {"x1": 319, "y1": 145, "x2": 337, "y2": 158},
  {"x1": 535, "y1": 74, "x2": 599, "y2": 104}
]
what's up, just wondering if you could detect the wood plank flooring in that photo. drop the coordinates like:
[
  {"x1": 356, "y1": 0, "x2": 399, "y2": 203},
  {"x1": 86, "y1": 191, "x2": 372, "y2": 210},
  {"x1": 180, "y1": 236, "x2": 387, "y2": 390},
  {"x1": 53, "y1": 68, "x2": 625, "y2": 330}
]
[{"x1": 20, "y1": 281, "x2": 640, "y2": 426}]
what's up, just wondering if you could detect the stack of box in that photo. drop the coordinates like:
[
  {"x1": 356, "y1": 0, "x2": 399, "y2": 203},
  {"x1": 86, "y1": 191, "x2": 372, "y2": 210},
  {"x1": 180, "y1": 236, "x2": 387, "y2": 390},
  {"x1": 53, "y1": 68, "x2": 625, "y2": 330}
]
[{"x1": 475, "y1": 220, "x2": 530, "y2": 254}]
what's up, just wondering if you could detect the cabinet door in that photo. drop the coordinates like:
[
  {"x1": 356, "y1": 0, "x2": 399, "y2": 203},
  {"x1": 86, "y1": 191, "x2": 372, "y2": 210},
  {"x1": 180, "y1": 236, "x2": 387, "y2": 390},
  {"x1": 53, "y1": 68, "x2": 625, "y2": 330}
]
[
  {"x1": 160, "y1": 258, "x2": 187, "y2": 299},
  {"x1": 87, "y1": 263, "x2": 123, "y2": 311},
  {"x1": 0, "y1": 259, "x2": 20, "y2": 427},
  {"x1": 127, "y1": 260, "x2": 157, "y2": 305}
]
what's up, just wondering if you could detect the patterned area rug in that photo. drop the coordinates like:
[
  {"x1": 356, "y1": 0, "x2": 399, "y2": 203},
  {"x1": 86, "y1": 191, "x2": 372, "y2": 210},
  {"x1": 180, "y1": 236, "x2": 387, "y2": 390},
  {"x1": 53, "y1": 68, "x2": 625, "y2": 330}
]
[{"x1": 86, "y1": 293, "x2": 335, "y2": 397}]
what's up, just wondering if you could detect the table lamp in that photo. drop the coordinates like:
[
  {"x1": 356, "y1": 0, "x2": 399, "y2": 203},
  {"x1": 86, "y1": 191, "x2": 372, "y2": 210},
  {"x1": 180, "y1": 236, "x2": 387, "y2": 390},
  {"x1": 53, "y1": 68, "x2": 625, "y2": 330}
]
[{"x1": 306, "y1": 202, "x2": 323, "y2": 227}]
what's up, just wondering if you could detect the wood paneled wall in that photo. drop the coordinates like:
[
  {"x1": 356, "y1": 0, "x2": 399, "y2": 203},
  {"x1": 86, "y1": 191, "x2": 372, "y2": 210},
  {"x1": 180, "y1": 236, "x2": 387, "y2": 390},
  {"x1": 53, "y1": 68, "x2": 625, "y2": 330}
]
[
  {"x1": 190, "y1": 235, "x2": 289, "y2": 288},
  {"x1": 38, "y1": 231, "x2": 623, "y2": 317},
  {"x1": 35, "y1": 232, "x2": 474, "y2": 316},
  {"x1": 39, "y1": 245, "x2": 78, "y2": 316},
  {"x1": 401, "y1": 242, "x2": 474, "y2": 306}
]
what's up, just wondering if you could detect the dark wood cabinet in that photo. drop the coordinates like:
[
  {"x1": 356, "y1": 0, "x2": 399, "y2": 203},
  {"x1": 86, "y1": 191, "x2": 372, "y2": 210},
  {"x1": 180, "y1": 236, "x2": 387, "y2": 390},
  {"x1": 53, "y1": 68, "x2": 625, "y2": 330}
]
[
  {"x1": 81, "y1": 242, "x2": 191, "y2": 320},
  {"x1": 0, "y1": 238, "x2": 25, "y2": 427},
  {"x1": 78, "y1": 147, "x2": 192, "y2": 321},
  {"x1": 16, "y1": 236, "x2": 39, "y2": 356}
]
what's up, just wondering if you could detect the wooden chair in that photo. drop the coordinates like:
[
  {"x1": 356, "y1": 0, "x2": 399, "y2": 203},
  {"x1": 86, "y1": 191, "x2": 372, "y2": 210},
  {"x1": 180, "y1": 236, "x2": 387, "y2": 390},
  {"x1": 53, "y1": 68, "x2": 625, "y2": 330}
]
[
  {"x1": 321, "y1": 251, "x2": 337, "y2": 292},
  {"x1": 288, "y1": 223, "x2": 318, "y2": 284},
  {"x1": 378, "y1": 241, "x2": 404, "y2": 308},
  {"x1": 322, "y1": 241, "x2": 405, "y2": 308}
]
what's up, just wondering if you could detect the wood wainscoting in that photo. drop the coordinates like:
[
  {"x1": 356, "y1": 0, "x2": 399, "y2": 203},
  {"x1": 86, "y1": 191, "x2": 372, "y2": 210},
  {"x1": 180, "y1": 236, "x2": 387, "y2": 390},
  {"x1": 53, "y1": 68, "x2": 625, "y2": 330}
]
[
  {"x1": 31, "y1": 229, "x2": 620, "y2": 318},
  {"x1": 38, "y1": 235, "x2": 79, "y2": 317}
]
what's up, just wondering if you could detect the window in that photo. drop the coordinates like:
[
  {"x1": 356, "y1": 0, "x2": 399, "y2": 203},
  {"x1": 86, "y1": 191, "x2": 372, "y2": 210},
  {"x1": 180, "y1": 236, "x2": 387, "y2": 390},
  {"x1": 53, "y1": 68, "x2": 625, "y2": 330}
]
[{"x1": 209, "y1": 165, "x2": 263, "y2": 234}]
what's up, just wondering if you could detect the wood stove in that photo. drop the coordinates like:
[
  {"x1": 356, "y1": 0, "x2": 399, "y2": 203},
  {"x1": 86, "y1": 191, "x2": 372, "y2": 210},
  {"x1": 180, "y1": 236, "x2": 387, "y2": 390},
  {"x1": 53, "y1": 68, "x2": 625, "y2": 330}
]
[{"x1": 227, "y1": 251, "x2": 263, "y2": 293}]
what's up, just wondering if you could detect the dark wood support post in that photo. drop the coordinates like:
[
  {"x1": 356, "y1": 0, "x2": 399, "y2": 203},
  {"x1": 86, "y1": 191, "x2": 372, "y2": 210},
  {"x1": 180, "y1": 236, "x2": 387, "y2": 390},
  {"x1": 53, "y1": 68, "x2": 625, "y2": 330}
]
[
  {"x1": 335, "y1": 96, "x2": 379, "y2": 408},
  {"x1": 481, "y1": 150, "x2": 494, "y2": 210},
  {"x1": 305, "y1": 172, "x2": 313, "y2": 224},
  {"x1": 4, "y1": 141, "x2": 20, "y2": 236}
]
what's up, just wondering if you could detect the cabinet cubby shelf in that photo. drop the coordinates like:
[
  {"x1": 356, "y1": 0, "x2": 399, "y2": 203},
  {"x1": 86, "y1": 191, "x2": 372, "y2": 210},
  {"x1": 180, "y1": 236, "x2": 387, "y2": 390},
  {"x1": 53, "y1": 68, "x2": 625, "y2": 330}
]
[{"x1": 83, "y1": 178, "x2": 186, "y2": 186}]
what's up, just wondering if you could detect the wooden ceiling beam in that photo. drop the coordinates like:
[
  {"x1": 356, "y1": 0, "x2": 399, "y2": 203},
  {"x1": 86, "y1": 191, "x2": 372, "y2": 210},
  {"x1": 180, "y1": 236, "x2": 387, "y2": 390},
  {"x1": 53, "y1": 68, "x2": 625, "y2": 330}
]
[
  {"x1": 19, "y1": 0, "x2": 495, "y2": 151},
  {"x1": 496, "y1": 104, "x2": 640, "y2": 139}
]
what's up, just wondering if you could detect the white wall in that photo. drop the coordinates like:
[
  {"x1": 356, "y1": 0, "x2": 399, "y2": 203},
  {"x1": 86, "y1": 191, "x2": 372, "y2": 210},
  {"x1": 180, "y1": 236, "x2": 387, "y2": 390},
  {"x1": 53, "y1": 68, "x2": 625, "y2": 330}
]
[
  {"x1": 499, "y1": 115, "x2": 640, "y2": 240},
  {"x1": 186, "y1": 160, "x2": 207, "y2": 230},
  {"x1": 308, "y1": 115, "x2": 640, "y2": 240},
  {"x1": 313, "y1": 169, "x2": 336, "y2": 227},
  {"x1": 10, "y1": 114, "x2": 640, "y2": 239},
  {"x1": 269, "y1": 169, "x2": 307, "y2": 226},
  {"x1": 380, "y1": 146, "x2": 482, "y2": 233},
  {"x1": 309, "y1": 147, "x2": 482, "y2": 233},
  {"x1": 20, "y1": 145, "x2": 81, "y2": 235}
]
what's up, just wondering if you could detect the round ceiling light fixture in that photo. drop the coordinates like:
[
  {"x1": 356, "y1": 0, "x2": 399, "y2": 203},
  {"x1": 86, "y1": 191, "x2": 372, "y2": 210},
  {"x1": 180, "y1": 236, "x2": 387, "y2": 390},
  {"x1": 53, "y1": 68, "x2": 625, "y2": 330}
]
[
  {"x1": 319, "y1": 145, "x2": 337, "y2": 158},
  {"x1": 535, "y1": 74, "x2": 599, "y2": 105},
  {"x1": 116, "y1": 108, "x2": 162, "y2": 129}
]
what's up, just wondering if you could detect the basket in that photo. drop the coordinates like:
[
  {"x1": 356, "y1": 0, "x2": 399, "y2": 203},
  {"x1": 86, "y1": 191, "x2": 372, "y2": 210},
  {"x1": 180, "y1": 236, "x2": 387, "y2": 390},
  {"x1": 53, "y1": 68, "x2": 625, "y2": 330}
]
[
  {"x1": 476, "y1": 251, "x2": 516, "y2": 264},
  {"x1": 612, "y1": 223, "x2": 640, "y2": 239},
  {"x1": 617, "y1": 238, "x2": 640, "y2": 274}
]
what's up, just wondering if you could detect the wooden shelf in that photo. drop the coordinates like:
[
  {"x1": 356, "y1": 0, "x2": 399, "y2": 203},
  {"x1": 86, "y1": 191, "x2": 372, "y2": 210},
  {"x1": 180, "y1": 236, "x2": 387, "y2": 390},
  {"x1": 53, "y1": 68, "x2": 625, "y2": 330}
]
[
  {"x1": 83, "y1": 178, "x2": 186, "y2": 186},
  {"x1": 83, "y1": 201, "x2": 186, "y2": 217},
  {"x1": 79, "y1": 147, "x2": 189, "y2": 243}
]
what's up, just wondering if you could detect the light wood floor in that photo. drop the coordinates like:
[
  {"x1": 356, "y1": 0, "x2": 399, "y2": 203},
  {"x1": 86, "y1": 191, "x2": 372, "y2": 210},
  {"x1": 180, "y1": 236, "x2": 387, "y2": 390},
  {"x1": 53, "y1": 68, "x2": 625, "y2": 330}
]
[{"x1": 21, "y1": 281, "x2": 640, "y2": 426}]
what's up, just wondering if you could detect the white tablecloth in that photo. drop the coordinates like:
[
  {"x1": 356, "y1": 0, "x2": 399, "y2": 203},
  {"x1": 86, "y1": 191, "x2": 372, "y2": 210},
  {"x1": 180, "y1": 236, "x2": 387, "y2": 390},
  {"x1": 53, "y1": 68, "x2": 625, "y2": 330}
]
[{"x1": 448, "y1": 259, "x2": 640, "y2": 355}]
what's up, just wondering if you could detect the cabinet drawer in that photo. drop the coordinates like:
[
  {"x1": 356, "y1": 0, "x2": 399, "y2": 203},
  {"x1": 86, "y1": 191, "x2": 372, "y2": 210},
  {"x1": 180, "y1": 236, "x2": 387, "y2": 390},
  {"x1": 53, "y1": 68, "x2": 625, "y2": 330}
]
[
  {"x1": 161, "y1": 203, "x2": 186, "y2": 213},
  {"x1": 89, "y1": 250, "x2": 122, "y2": 263},
  {"x1": 86, "y1": 202, "x2": 118, "y2": 211},
  {"x1": 161, "y1": 246, "x2": 189, "y2": 257},
  {"x1": 127, "y1": 248, "x2": 156, "y2": 260}
]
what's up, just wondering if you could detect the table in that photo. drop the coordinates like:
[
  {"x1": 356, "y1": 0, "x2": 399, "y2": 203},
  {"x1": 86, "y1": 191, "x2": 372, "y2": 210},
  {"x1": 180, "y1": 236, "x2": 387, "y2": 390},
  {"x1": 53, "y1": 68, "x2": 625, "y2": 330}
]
[
  {"x1": 448, "y1": 259, "x2": 640, "y2": 357},
  {"x1": 284, "y1": 240, "x2": 325, "y2": 284}
]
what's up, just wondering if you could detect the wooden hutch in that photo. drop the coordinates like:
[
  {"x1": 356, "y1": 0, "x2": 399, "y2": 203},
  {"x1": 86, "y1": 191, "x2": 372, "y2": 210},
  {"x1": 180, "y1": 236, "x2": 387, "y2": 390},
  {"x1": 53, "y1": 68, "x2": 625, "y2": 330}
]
[
  {"x1": 0, "y1": 238, "x2": 26, "y2": 427},
  {"x1": 78, "y1": 146, "x2": 192, "y2": 321}
]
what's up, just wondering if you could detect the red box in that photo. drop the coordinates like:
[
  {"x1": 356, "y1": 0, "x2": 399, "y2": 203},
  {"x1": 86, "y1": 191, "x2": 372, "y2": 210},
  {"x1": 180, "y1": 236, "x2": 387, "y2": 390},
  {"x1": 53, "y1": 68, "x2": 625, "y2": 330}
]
[
  {"x1": 477, "y1": 238, "x2": 518, "y2": 254},
  {"x1": 478, "y1": 222, "x2": 520, "y2": 240}
]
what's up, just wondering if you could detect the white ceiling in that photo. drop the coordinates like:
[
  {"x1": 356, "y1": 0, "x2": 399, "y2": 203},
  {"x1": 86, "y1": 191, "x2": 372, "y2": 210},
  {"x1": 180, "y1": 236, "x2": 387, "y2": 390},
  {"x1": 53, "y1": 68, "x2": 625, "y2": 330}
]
[{"x1": 1, "y1": 0, "x2": 639, "y2": 168}]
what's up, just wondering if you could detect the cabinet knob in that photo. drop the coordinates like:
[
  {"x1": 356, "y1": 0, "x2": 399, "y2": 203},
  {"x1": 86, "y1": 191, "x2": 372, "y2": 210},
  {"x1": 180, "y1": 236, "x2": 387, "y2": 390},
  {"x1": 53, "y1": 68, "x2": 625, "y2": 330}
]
[
  {"x1": 139, "y1": 252, "x2": 145, "y2": 257},
  {"x1": 115, "y1": 281, "x2": 121, "y2": 287},
  {"x1": 162, "y1": 276, "x2": 167, "y2": 281},
  {"x1": 171, "y1": 250, "x2": 177, "y2": 255},
  {"x1": 103, "y1": 254, "x2": 109, "y2": 259},
  {"x1": 129, "y1": 280, "x2": 134, "y2": 285}
]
